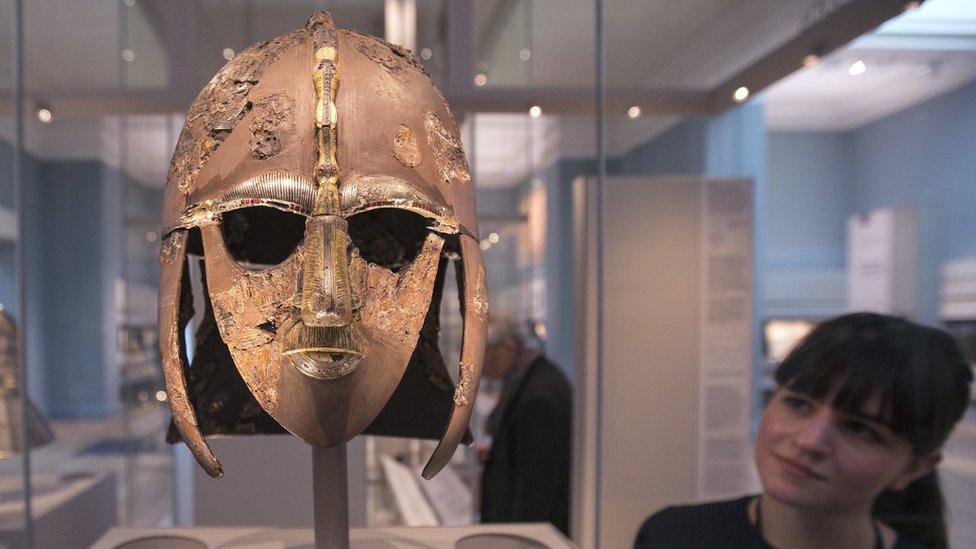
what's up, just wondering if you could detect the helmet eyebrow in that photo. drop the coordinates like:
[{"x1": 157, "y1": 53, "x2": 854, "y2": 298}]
[
  {"x1": 166, "y1": 172, "x2": 316, "y2": 233},
  {"x1": 341, "y1": 175, "x2": 461, "y2": 235}
]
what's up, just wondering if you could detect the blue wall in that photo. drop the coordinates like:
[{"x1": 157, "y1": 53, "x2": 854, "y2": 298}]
[
  {"x1": 767, "y1": 79, "x2": 976, "y2": 324},
  {"x1": 615, "y1": 118, "x2": 707, "y2": 175},
  {"x1": 766, "y1": 132, "x2": 851, "y2": 271},
  {"x1": 850, "y1": 79, "x2": 976, "y2": 261},
  {"x1": 28, "y1": 160, "x2": 120, "y2": 417},
  {"x1": 0, "y1": 138, "x2": 125, "y2": 417}
]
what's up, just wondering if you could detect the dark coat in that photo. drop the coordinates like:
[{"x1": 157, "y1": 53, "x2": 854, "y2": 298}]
[{"x1": 480, "y1": 355, "x2": 572, "y2": 535}]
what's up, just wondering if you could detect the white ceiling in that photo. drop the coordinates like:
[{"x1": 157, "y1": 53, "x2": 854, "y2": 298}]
[
  {"x1": 480, "y1": 0, "x2": 825, "y2": 90},
  {"x1": 6, "y1": 0, "x2": 971, "y2": 188},
  {"x1": 764, "y1": 0, "x2": 976, "y2": 131}
]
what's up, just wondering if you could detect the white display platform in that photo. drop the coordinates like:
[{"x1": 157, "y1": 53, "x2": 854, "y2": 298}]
[{"x1": 94, "y1": 523, "x2": 575, "y2": 548}]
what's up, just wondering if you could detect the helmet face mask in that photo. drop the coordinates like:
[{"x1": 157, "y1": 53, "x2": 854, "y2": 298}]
[{"x1": 159, "y1": 12, "x2": 487, "y2": 479}]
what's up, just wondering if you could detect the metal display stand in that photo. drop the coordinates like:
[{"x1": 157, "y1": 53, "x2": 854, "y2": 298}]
[{"x1": 313, "y1": 445, "x2": 349, "y2": 549}]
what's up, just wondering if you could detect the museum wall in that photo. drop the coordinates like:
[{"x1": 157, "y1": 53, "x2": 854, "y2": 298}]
[
  {"x1": 0, "y1": 137, "x2": 128, "y2": 418},
  {"x1": 26, "y1": 158, "x2": 122, "y2": 418},
  {"x1": 767, "y1": 79, "x2": 976, "y2": 324},
  {"x1": 614, "y1": 119, "x2": 708, "y2": 176},
  {"x1": 766, "y1": 132, "x2": 851, "y2": 272}
]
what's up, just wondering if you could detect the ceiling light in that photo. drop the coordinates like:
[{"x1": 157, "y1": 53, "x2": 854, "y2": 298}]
[
  {"x1": 802, "y1": 54, "x2": 820, "y2": 68},
  {"x1": 531, "y1": 177, "x2": 542, "y2": 188},
  {"x1": 529, "y1": 105, "x2": 542, "y2": 118},
  {"x1": 519, "y1": 48, "x2": 531, "y2": 62},
  {"x1": 420, "y1": 48, "x2": 432, "y2": 60},
  {"x1": 121, "y1": 49, "x2": 135, "y2": 63},
  {"x1": 732, "y1": 86, "x2": 749, "y2": 103},
  {"x1": 155, "y1": 390, "x2": 167, "y2": 402},
  {"x1": 36, "y1": 107, "x2": 53, "y2": 124},
  {"x1": 145, "y1": 230, "x2": 158, "y2": 242},
  {"x1": 627, "y1": 106, "x2": 642, "y2": 119},
  {"x1": 474, "y1": 73, "x2": 487, "y2": 86},
  {"x1": 848, "y1": 60, "x2": 866, "y2": 76},
  {"x1": 488, "y1": 232, "x2": 500, "y2": 244},
  {"x1": 222, "y1": 48, "x2": 235, "y2": 60}
]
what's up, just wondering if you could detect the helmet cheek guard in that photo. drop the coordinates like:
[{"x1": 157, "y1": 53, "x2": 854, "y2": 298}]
[{"x1": 159, "y1": 12, "x2": 487, "y2": 479}]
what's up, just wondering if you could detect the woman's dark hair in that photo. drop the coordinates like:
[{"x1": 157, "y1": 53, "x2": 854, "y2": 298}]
[
  {"x1": 774, "y1": 312, "x2": 973, "y2": 548},
  {"x1": 775, "y1": 312, "x2": 972, "y2": 455}
]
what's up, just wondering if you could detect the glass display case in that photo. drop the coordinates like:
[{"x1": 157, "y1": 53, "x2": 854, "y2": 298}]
[{"x1": 2, "y1": 1, "x2": 975, "y2": 548}]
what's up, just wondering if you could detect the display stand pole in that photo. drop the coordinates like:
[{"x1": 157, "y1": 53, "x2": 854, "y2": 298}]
[{"x1": 313, "y1": 444, "x2": 350, "y2": 549}]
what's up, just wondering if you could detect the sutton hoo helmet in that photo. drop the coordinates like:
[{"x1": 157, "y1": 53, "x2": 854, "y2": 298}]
[{"x1": 159, "y1": 12, "x2": 488, "y2": 479}]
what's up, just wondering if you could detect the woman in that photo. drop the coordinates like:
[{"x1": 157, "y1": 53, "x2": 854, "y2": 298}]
[{"x1": 635, "y1": 313, "x2": 973, "y2": 548}]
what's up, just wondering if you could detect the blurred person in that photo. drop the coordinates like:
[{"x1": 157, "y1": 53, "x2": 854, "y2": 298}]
[
  {"x1": 479, "y1": 311, "x2": 572, "y2": 535},
  {"x1": 635, "y1": 312, "x2": 973, "y2": 548}
]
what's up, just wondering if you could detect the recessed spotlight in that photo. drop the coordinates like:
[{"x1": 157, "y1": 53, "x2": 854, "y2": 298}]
[
  {"x1": 123, "y1": 0, "x2": 136, "y2": 6},
  {"x1": 802, "y1": 54, "x2": 820, "y2": 68},
  {"x1": 732, "y1": 86, "x2": 749, "y2": 103},
  {"x1": 222, "y1": 48, "x2": 235, "y2": 60},
  {"x1": 519, "y1": 48, "x2": 531, "y2": 62},
  {"x1": 627, "y1": 106, "x2": 642, "y2": 119},
  {"x1": 848, "y1": 60, "x2": 866, "y2": 76},
  {"x1": 155, "y1": 390, "x2": 167, "y2": 402},
  {"x1": 488, "y1": 232, "x2": 500, "y2": 244},
  {"x1": 121, "y1": 49, "x2": 135, "y2": 62},
  {"x1": 474, "y1": 73, "x2": 487, "y2": 87},
  {"x1": 479, "y1": 240, "x2": 491, "y2": 251},
  {"x1": 420, "y1": 48, "x2": 432, "y2": 60},
  {"x1": 530, "y1": 177, "x2": 542, "y2": 188},
  {"x1": 36, "y1": 107, "x2": 53, "y2": 124},
  {"x1": 529, "y1": 105, "x2": 542, "y2": 118},
  {"x1": 145, "y1": 230, "x2": 158, "y2": 242}
]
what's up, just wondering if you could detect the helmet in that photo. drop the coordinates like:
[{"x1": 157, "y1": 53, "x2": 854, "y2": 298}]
[{"x1": 159, "y1": 12, "x2": 488, "y2": 479}]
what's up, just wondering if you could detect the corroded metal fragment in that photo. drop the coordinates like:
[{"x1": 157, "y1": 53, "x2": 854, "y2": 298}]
[
  {"x1": 168, "y1": 29, "x2": 306, "y2": 195},
  {"x1": 206, "y1": 247, "x2": 303, "y2": 410},
  {"x1": 424, "y1": 111, "x2": 471, "y2": 187},
  {"x1": 454, "y1": 358, "x2": 475, "y2": 407},
  {"x1": 471, "y1": 265, "x2": 489, "y2": 322},
  {"x1": 393, "y1": 125, "x2": 422, "y2": 168},
  {"x1": 249, "y1": 93, "x2": 294, "y2": 159},
  {"x1": 359, "y1": 233, "x2": 444, "y2": 347},
  {"x1": 160, "y1": 230, "x2": 186, "y2": 264},
  {"x1": 345, "y1": 30, "x2": 426, "y2": 77}
]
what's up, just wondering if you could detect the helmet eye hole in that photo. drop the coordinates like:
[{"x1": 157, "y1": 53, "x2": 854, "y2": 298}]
[
  {"x1": 348, "y1": 209, "x2": 430, "y2": 272},
  {"x1": 221, "y1": 206, "x2": 305, "y2": 268}
]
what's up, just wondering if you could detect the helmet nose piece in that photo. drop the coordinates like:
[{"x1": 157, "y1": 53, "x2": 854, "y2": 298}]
[{"x1": 300, "y1": 215, "x2": 353, "y2": 327}]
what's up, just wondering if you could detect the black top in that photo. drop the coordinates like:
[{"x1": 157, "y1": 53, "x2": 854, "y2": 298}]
[
  {"x1": 480, "y1": 355, "x2": 572, "y2": 535},
  {"x1": 634, "y1": 496, "x2": 928, "y2": 548}
]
